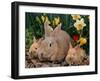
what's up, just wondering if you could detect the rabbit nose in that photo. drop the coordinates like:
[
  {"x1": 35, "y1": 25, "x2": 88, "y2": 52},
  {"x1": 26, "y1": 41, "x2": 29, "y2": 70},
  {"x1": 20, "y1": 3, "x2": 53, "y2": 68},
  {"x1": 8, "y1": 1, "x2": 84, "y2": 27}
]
[
  {"x1": 69, "y1": 57, "x2": 72, "y2": 61},
  {"x1": 41, "y1": 53, "x2": 43, "y2": 57}
]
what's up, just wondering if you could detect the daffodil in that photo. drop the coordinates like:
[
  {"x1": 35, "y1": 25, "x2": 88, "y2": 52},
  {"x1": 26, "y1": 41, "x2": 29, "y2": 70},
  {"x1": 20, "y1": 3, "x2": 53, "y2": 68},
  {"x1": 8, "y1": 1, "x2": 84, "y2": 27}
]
[
  {"x1": 41, "y1": 15, "x2": 45, "y2": 23},
  {"x1": 71, "y1": 14, "x2": 81, "y2": 20},
  {"x1": 41, "y1": 16, "x2": 50, "y2": 24},
  {"x1": 74, "y1": 18, "x2": 86, "y2": 31},
  {"x1": 45, "y1": 16, "x2": 50, "y2": 24},
  {"x1": 88, "y1": 16, "x2": 90, "y2": 20},
  {"x1": 79, "y1": 37, "x2": 87, "y2": 46},
  {"x1": 54, "y1": 17, "x2": 60, "y2": 26}
]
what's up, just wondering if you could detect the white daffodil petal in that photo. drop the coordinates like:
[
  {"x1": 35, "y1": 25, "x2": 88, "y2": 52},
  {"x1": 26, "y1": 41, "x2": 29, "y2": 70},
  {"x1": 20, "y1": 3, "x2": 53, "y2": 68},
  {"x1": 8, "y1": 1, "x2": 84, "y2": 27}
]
[{"x1": 74, "y1": 18, "x2": 86, "y2": 31}]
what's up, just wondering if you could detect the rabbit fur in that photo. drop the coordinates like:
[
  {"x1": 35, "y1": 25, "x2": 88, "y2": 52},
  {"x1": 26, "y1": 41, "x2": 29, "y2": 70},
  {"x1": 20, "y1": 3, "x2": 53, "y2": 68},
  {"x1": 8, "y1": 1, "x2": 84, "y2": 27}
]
[
  {"x1": 36, "y1": 21, "x2": 70, "y2": 62},
  {"x1": 29, "y1": 38, "x2": 43, "y2": 59},
  {"x1": 65, "y1": 43, "x2": 87, "y2": 65}
]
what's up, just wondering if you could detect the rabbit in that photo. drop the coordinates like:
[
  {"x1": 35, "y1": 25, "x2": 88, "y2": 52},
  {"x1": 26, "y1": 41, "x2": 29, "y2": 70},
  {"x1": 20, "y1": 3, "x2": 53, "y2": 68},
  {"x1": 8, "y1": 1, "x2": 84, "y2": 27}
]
[
  {"x1": 65, "y1": 43, "x2": 87, "y2": 66},
  {"x1": 36, "y1": 21, "x2": 70, "y2": 62},
  {"x1": 28, "y1": 37, "x2": 43, "y2": 59}
]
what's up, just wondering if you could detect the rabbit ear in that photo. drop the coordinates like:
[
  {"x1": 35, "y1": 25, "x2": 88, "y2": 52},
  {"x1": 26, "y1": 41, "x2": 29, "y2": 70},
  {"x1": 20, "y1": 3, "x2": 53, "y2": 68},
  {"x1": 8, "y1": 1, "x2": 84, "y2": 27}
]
[
  {"x1": 74, "y1": 45, "x2": 80, "y2": 50},
  {"x1": 33, "y1": 36, "x2": 37, "y2": 43},
  {"x1": 37, "y1": 38, "x2": 43, "y2": 45},
  {"x1": 54, "y1": 23, "x2": 62, "y2": 32},
  {"x1": 69, "y1": 42, "x2": 73, "y2": 48},
  {"x1": 44, "y1": 21, "x2": 53, "y2": 37}
]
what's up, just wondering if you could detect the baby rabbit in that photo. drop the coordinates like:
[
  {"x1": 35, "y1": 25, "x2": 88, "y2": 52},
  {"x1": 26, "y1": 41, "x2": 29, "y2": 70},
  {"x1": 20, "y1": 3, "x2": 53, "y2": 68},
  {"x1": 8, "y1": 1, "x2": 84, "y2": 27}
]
[
  {"x1": 65, "y1": 43, "x2": 87, "y2": 66},
  {"x1": 36, "y1": 21, "x2": 70, "y2": 62},
  {"x1": 29, "y1": 37, "x2": 43, "y2": 59}
]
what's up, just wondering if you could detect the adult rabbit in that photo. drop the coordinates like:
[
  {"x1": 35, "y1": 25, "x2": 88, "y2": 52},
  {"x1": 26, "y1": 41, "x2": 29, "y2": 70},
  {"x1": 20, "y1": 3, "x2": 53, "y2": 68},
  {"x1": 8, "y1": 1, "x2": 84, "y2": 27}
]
[{"x1": 37, "y1": 21, "x2": 70, "y2": 62}]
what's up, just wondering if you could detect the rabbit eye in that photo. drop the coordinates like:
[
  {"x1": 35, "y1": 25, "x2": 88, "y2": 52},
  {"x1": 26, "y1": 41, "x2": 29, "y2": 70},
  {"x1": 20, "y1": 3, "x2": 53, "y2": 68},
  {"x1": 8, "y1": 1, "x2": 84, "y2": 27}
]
[{"x1": 49, "y1": 43, "x2": 51, "y2": 47}]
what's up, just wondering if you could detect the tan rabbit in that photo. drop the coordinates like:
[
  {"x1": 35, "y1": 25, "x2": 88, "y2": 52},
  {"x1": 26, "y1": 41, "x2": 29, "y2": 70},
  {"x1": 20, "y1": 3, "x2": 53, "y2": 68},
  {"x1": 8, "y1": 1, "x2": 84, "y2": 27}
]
[
  {"x1": 36, "y1": 21, "x2": 70, "y2": 62},
  {"x1": 65, "y1": 43, "x2": 87, "y2": 66},
  {"x1": 29, "y1": 37, "x2": 43, "y2": 59}
]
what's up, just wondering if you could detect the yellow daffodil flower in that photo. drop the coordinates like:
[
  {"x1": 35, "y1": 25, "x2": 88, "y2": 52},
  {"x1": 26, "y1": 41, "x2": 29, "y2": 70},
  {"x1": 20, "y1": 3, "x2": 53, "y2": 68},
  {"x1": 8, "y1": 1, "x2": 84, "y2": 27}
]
[
  {"x1": 71, "y1": 14, "x2": 81, "y2": 20},
  {"x1": 74, "y1": 18, "x2": 86, "y2": 31},
  {"x1": 54, "y1": 17, "x2": 60, "y2": 26},
  {"x1": 41, "y1": 15, "x2": 45, "y2": 23},
  {"x1": 45, "y1": 16, "x2": 50, "y2": 24},
  {"x1": 88, "y1": 16, "x2": 90, "y2": 20},
  {"x1": 79, "y1": 37, "x2": 87, "y2": 46},
  {"x1": 41, "y1": 16, "x2": 50, "y2": 24}
]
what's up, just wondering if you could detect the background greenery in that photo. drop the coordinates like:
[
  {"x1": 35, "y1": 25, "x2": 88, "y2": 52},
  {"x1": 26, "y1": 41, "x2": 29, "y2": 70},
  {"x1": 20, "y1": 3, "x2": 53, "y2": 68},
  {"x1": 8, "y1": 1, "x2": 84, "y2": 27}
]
[{"x1": 25, "y1": 12, "x2": 89, "y2": 54}]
